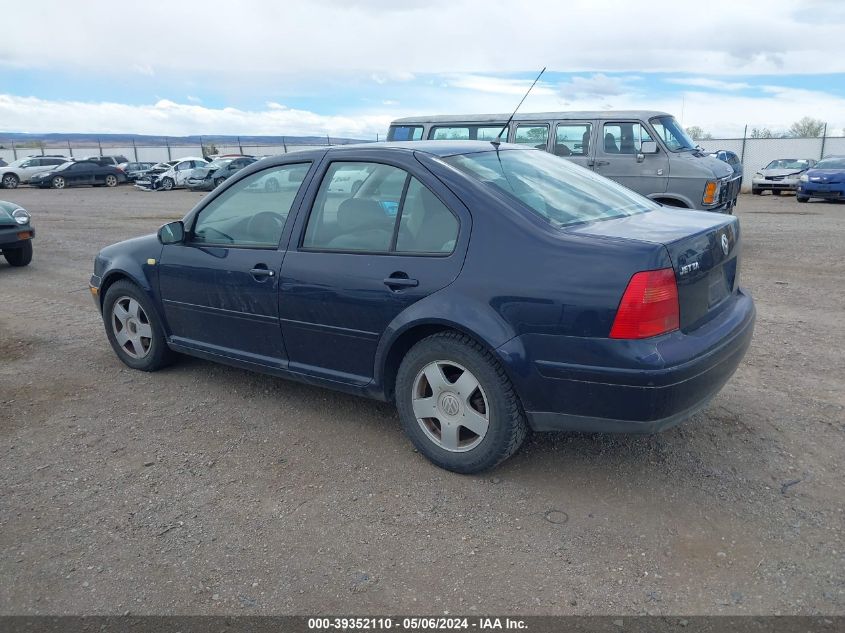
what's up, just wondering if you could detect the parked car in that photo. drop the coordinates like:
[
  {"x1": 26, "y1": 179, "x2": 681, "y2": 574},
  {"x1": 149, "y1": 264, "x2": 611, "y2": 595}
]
[
  {"x1": 753, "y1": 158, "x2": 816, "y2": 195},
  {"x1": 89, "y1": 141, "x2": 754, "y2": 473},
  {"x1": 82, "y1": 155, "x2": 130, "y2": 168},
  {"x1": 135, "y1": 157, "x2": 208, "y2": 191},
  {"x1": 186, "y1": 156, "x2": 257, "y2": 191},
  {"x1": 0, "y1": 200, "x2": 34, "y2": 266},
  {"x1": 1, "y1": 156, "x2": 71, "y2": 189},
  {"x1": 29, "y1": 160, "x2": 125, "y2": 189},
  {"x1": 389, "y1": 110, "x2": 741, "y2": 212},
  {"x1": 117, "y1": 161, "x2": 157, "y2": 182},
  {"x1": 797, "y1": 156, "x2": 845, "y2": 203},
  {"x1": 709, "y1": 150, "x2": 743, "y2": 179}
]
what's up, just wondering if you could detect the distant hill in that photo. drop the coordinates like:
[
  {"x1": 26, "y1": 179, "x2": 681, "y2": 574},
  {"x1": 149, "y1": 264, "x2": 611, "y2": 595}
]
[{"x1": 0, "y1": 132, "x2": 369, "y2": 147}]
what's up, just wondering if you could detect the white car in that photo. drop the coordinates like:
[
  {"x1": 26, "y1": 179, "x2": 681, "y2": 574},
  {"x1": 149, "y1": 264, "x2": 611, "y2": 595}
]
[
  {"x1": 143, "y1": 157, "x2": 209, "y2": 191},
  {"x1": 1, "y1": 156, "x2": 71, "y2": 189}
]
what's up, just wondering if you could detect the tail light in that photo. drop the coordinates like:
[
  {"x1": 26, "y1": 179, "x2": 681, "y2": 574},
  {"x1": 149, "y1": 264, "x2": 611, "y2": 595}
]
[{"x1": 609, "y1": 268, "x2": 680, "y2": 339}]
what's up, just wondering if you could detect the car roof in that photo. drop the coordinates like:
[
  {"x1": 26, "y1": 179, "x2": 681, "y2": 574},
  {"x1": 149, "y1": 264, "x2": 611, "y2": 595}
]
[
  {"x1": 326, "y1": 140, "x2": 531, "y2": 158},
  {"x1": 392, "y1": 110, "x2": 673, "y2": 124}
]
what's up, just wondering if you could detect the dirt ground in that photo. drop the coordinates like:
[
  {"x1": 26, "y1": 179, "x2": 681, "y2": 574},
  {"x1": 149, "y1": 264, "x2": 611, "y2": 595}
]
[{"x1": 1, "y1": 185, "x2": 843, "y2": 616}]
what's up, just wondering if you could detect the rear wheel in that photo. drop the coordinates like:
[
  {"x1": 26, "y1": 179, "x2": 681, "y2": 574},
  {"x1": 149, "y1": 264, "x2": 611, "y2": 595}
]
[
  {"x1": 160, "y1": 177, "x2": 174, "y2": 191},
  {"x1": 3, "y1": 240, "x2": 33, "y2": 266},
  {"x1": 395, "y1": 332, "x2": 527, "y2": 473},
  {"x1": 1, "y1": 173, "x2": 19, "y2": 189},
  {"x1": 102, "y1": 280, "x2": 173, "y2": 371},
  {"x1": 51, "y1": 176, "x2": 66, "y2": 189},
  {"x1": 104, "y1": 174, "x2": 118, "y2": 187}
]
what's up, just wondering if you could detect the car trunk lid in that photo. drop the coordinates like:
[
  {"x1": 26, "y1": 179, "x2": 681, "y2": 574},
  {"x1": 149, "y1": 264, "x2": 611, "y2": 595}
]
[{"x1": 567, "y1": 206, "x2": 740, "y2": 332}]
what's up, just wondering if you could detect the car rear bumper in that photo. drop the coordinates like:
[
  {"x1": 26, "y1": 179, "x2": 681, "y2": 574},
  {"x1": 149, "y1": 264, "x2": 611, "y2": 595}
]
[
  {"x1": 497, "y1": 289, "x2": 755, "y2": 433},
  {"x1": 0, "y1": 225, "x2": 35, "y2": 249}
]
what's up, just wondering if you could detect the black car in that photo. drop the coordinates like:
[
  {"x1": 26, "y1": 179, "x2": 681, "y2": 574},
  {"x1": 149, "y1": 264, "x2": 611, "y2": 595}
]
[
  {"x1": 118, "y1": 162, "x2": 157, "y2": 182},
  {"x1": 0, "y1": 199, "x2": 34, "y2": 266},
  {"x1": 186, "y1": 156, "x2": 257, "y2": 191},
  {"x1": 29, "y1": 160, "x2": 126, "y2": 189},
  {"x1": 83, "y1": 155, "x2": 130, "y2": 167}
]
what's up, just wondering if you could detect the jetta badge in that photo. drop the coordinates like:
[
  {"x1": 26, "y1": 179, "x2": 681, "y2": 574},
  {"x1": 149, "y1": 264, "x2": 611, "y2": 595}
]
[{"x1": 721, "y1": 234, "x2": 730, "y2": 256}]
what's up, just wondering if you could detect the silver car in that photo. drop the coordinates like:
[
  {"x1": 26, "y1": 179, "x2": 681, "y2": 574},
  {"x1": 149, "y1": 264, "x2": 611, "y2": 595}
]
[{"x1": 752, "y1": 159, "x2": 816, "y2": 196}]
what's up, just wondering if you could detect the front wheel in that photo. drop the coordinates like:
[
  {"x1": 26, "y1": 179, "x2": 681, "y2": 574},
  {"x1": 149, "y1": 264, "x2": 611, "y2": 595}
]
[
  {"x1": 797, "y1": 196, "x2": 809, "y2": 203},
  {"x1": 772, "y1": 190, "x2": 781, "y2": 196},
  {"x1": 395, "y1": 331, "x2": 527, "y2": 473},
  {"x1": 1, "y1": 173, "x2": 19, "y2": 189},
  {"x1": 214, "y1": 177, "x2": 226, "y2": 188},
  {"x1": 102, "y1": 280, "x2": 173, "y2": 371},
  {"x1": 752, "y1": 187, "x2": 762, "y2": 195},
  {"x1": 104, "y1": 174, "x2": 118, "y2": 187},
  {"x1": 3, "y1": 240, "x2": 33, "y2": 266},
  {"x1": 160, "y1": 177, "x2": 174, "y2": 191},
  {"x1": 51, "y1": 176, "x2": 66, "y2": 189}
]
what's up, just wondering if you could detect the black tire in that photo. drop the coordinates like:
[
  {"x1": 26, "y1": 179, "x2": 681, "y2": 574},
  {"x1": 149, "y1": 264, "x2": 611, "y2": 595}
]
[
  {"x1": 160, "y1": 177, "x2": 174, "y2": 191},
  {"x1": 752, "y1": 188, "x2": 762, "y2": 195},
  {"x1": 1, "y1": 173, "x2": 19, "y2": 189},
  {"x1": 797, "y1": 196, "x2": 809, "y2": 203},
  {"x1": 3, "y1": 240, "x2": 33, "y2": 266},
  {"x1": 395, "y1": 331, "x2": 528, "y2": 473},
  {"x1": 214, "y1": 177, "x2": 226, "y2": 188},
  {"x1": 104, "y1": 174, "x2": 118, "y2": 187},
  {"x1": 771, "y1": 190, "x2": 781, "y2": 196},
  {"x1": 102, "y1": 280, "x2": 173, "y2": 372},
  {"x1": 52, "y1": 176, "x2": 66, "y2": 189}
]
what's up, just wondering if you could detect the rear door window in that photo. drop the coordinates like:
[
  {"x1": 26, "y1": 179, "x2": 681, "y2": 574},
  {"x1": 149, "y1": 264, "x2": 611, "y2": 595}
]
[
  {"x1": 514, "y1": 124, "x2": 549, "y2": 149},
  {"x1": 554, "y1": 123, "x2": 592, "y2": 157}
]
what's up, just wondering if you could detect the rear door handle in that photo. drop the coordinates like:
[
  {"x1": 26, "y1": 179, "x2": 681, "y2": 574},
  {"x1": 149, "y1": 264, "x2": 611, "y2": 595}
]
[
  {"x1": 250, "y1": 266, "x2": 275, "y2": 280},
  {"x1": 383, "y1": 276, "x2": 418, "y2": 290}
]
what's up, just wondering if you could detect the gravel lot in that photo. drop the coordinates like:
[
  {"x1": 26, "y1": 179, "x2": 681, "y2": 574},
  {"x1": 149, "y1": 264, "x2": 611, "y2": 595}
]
[{"x1": 1, "y1": 186, "x2": 843, "y2": 616}]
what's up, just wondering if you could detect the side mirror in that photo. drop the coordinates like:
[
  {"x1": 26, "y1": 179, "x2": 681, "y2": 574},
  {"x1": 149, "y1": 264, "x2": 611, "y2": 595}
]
[
  {"x1": 157, "y1": 220, "x2": 184, "y2": 245},
  {"x1": 636, "y1": 140, "x2": 658, "y2": 163}
]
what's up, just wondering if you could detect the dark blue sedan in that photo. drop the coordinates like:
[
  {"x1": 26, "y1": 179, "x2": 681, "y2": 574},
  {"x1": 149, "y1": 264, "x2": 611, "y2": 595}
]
[
  {"x1": 797, "y1": 156, "x2": 845, "y2": 202},
  {"x1": 89, "y1": 141, "x2": 755, "y2": 473}
]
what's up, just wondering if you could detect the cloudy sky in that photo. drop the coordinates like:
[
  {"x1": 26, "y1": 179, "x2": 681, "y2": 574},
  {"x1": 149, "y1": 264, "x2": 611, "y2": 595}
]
[{"x1": 2, "y1": 0, "x2": 844, "y2": 139}]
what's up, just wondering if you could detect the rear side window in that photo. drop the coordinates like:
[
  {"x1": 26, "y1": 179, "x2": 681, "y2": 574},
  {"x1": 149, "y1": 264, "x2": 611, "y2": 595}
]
[
  {"x1": 430, "y1": 125, "x2": 506, "y2": 141},
  {"x1": 554, "y1": 123, "x2": 592, "y2": 156},
  {"x1": 303, "y1": 162, "x2": 458, "y2": 254},
  {"x1": 388, "y1": 125, "x2": 423, "y2": 141},
  {"x1": 514, "y1": 124, "x2": 549, "y2": 149}
]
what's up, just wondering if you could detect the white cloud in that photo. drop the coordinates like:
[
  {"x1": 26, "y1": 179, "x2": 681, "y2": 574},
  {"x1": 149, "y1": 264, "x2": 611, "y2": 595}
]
[
  {"x1": 1, "y1": 0, "x2": 843, "y2": 76},
  {"x1": 0, "y1": 95, "x2": 391, "y2": 139},
  {"x1": 666, "y1": 78, "x2": 751, "y2": 91},
  {"x1": 558, "y1": 74, "x2": 638, "y2": 99},
  {"x1": 444, "y1": 75, "x2": 557, "y2": 97}
]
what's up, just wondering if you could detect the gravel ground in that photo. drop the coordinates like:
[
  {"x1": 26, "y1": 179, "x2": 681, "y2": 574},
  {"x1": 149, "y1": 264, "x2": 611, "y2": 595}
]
[{"x1": 1, "y1": 186, "x2": 843, "y2": 616}]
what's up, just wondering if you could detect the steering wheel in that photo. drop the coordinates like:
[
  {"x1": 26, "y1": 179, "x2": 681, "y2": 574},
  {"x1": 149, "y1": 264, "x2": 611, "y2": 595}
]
[{"x1": 246, "y1": 211, "x2": 285, "y2": 243}]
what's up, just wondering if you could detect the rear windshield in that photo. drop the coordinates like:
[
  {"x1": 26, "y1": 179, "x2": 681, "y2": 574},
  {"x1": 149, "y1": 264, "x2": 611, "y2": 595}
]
[
  {"x1": 815, "y1": 158, "x2": 845, "y2": 169},
  {"x1": 443, "y1": 148, "x2": 655, "y2": 228}
]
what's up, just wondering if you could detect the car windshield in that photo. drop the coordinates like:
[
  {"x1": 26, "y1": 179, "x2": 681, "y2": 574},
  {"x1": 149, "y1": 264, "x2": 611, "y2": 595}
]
[
  {"x1": 443, "y1": 148, "x2": 656, "y2": 228},
  {"x1": 649, "y1": 116, "x2": 697, "y2": 152},
  {"x1": 814, "y1": 158, "x2": 845, "y2": 169},
  {"x1": 765, "y1": 159, "x2": 811, "y2": 169}
]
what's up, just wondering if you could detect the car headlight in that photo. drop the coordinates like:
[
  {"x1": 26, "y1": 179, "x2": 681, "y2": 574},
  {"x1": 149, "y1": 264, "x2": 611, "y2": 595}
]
[
  {"x1": 12, "y1": 208, "x2": 30, "y2": 225},
  {"x1": 754, "y1": 172, "x2": 763, "y2": 178},
  {"x1": 799, "y1": 174, "x2": 809, "y2": 182}
]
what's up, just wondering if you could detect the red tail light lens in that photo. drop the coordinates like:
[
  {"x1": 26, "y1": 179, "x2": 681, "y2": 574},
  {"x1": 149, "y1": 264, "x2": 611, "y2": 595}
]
[{"x1": 609, "y1": 268, "x2": 680, "y2": 339}]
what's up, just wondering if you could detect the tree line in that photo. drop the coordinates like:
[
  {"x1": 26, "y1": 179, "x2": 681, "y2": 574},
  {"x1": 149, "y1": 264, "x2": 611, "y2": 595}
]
[{"x1": 686, "y1": 117, "x2": 837, "y2": 140}]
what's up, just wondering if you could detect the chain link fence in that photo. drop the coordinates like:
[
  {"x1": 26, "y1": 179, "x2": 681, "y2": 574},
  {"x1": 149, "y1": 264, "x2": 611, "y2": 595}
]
[{"x1": 2, "y1": 133, "x2": 844, "y2": 192}]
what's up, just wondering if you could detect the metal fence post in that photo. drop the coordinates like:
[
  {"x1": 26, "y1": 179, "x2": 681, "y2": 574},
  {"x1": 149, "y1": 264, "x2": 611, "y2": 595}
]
[
  {"x1": 282, "y1": 136, "x2": 288, "y2": 154},
  {"x1": 238, "y1": 136, "x2": 243, "y2": 154},
  {"x1": 11, "y1": 141, "x2": 17, "y2": 161},
  {"x1": 67, "y1": 140, "x2": 73, "y2": 158},
  {"x1": 740, "y1": 125, "x2": 747, "y2": 163},
  {"x1": 819, "y1": 123, "x2": 827, "y2": 159},
  {"x1": 132, "y1": 138, "x2": 138, "y2": 162},
  {"x1": 166, "y1": 138, "x2": 172, "y2": 161},
  {"x1": 97, "y1": 137, "x2": 103, "y2": 156}
]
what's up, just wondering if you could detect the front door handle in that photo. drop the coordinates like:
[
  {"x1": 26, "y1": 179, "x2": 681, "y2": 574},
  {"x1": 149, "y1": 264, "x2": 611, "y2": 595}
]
[
  {"x1": 383, "y1": 274, "x2": 419, "y2": 290},
  {"x1": 250, "y1": 265, "x2": 275, "y2": 280}
]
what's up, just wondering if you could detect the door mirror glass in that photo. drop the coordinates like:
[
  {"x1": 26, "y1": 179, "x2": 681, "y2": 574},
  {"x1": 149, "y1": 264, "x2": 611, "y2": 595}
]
[
  {"x1": 158, "y1": 220, "x2": 185, "y2": 244},
  {"x1": 640, "y1": 141, "x2": 658, "y2": 154}
]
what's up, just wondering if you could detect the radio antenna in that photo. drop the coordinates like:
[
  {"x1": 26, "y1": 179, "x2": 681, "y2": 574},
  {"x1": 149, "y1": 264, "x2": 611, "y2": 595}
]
[{"x1": 492, "y1": 66, "x2": 546, "y2": 146}]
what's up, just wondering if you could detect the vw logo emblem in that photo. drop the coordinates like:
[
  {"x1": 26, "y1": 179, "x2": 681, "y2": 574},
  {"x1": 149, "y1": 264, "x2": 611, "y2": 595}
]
[
  {"x1": 439, "y1": 393, "x2": 461, "y2": 417},
  {"x1": 721, "y1": 234, "x2": 729, "y2": 256}
]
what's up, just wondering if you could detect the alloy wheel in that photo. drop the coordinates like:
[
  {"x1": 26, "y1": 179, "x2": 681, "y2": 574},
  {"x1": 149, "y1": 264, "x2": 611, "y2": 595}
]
[{"x1": 111, "y1": 296, "x2": 153, "y2": 359}]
